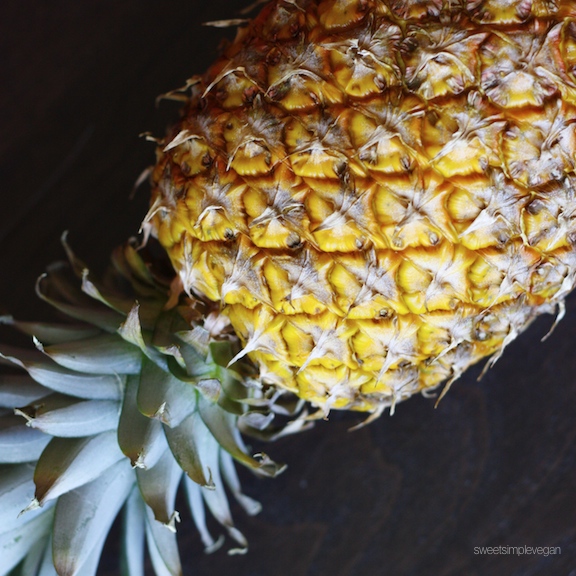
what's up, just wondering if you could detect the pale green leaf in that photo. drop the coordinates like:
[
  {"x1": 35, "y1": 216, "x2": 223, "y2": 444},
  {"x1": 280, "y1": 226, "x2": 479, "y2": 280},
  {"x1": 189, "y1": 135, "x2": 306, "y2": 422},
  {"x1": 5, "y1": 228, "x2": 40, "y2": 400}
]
[
  {"x1": 0, "y1": 506, "x2": 54, "y2": 576},
  {"x1": 175, "y1": 327, "x2": 210, "y2": 358},
  {"x1": 34, "y1": 431, "x2": 124, "y2": 505},
  {"x1": 198, "y1": 396, "x2": 285, "y2": 477},
  {"x1": 198, "y1": 444, "x2": 248, "y2": 550},
  {"x1": 0, "y1": 316, "x2": 100, "y2": 345},
  {"x1": 36, "y1": 537, "x2": 59, "y2": 576},
  {"x1": 118, "y1": 375, "x2": 168, "y2": 469},
  {"x1": 36, "y1": 265, "x2": 122, "y2": 333},
  {"x1": 0, "y1": 350, "x2": 123, "y2": 401},
  {"x1": 0, "y1": 417, "x2": 51, "y2": 464},
  {"x1": 183, "y1": 476, "x2": 224, "y2": 554},
  {"x1": 17, "y1": 398, "x2": 120, "y2": 438},
  {"x1": 10, "y1": 536, "x2": 51, "y2": 576},
  {"x1": 163, "y1": 411, "x2": 212, "y2": 487},
  {"x1": 118, "y1": 305, "x2": 168, "y2": 370},
  {"x1": 220, "y1": 451, "x2": 262, "y2": 516},
  {"x1": 120, "y1": 486, "x2": 145, "y2": 576},
  {"x1": 53, "y1": 459, "x2": 134, "y2": 576},
  {"x1": 0, "y1": 463, "x2": 39, "y2": 532},
  {"x1": 0, "y1": 375, "x2": 48, "y2": 408},
  {"x1": 138, "y1": 357, "x2": 197, "y2": 428},
  {"x1": 144, "y1": 504, "x2": 182, "y2": 576},
  {"x1": 38, "y1": 334, "x2": 142, "y2": 375},
  {"x1": 135, "y1": 449, "x2": 182, "y2": 529}
]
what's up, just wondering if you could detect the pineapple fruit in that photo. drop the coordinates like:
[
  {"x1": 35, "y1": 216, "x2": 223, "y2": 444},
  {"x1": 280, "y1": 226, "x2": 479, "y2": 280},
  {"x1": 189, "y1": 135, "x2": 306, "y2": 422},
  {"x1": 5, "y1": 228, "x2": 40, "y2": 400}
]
[
  {"x1": 2, "y1": 0, "x2": 576, "y2": 574},
  {"x1": 149, "y1": 0, "x2": 576, "y2": 414}
]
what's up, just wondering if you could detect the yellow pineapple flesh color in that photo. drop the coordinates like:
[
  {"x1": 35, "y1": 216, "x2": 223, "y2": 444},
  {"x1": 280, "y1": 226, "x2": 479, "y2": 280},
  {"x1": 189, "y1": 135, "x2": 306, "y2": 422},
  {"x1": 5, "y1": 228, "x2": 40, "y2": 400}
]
[{"x1": 149, "y1": 0, "x2": 576, "y2": 413}]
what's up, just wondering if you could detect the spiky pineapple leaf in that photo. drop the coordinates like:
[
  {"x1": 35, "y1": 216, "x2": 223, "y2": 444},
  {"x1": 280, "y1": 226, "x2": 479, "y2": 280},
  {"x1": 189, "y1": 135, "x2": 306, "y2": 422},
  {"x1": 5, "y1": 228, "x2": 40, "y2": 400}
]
[
  {"x1": 0, "y1": 375, "x2": 48, "y2": 407},
  {"x1": 15, "y1": 397, "x2": 119, "y2": 438},
  {"x1": 219, "y1": 451, "x2": 262, "y2": 517},
  {"x1": 144, "y1": 504, "x2": 182, "y2": 576},
  {"x1": 36, "y1": 264, "x2": 122, "y2": 333},
  {"x1": 0, "y1": 316, "x2": 100, "y2": 345},
  {"x1": 118, "y1": 374, "x2": 169, "y2": 469},
  {"x1": 183, "y1": 476, "x2": 224, "y2": 554},
  {"x1": 163, "y1": 411, "x2": 213, "y2": 488},
  {"x1": 52, "y1": 459, "x2": 134, "y2": 576},
  {"x1": 0, "y1": 464, "x2": 38, "y2": 532},
  {"x1": 118, "y1": 304, "x2": 169, "y2": 369},
  {"x1": 138, "y1": 356, "x2": 198, "y2": 427},
  {"x1": 33, "y1": 431, "x2": 124, "y2": 505},
  {"x1": 0, "y1": 418, "x2": 51, "y2": 464},
  {"x1": 135, "y1": 449, "x2": 182, "y2": 529},
  {"x1": 37, "y1": 334, "x2": 141, "y2": 375},
  {"x1": 121, "y1": 487, "x2": 146, "y2": 576},
  {"x1": 198, "y1": 396, "x2": 285, "y2": 477},
  {"x1": 0, "y1": 507, "x2": 55, "y2": 576},
  {"x1": 0, "y1": 352, "x2": 123, "y2": 401}
]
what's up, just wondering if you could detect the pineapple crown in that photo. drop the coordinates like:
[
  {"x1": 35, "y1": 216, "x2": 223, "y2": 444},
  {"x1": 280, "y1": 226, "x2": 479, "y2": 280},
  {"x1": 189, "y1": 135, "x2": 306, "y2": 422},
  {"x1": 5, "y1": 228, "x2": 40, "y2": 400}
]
[{"x1": 0, "y1": 234, "x2": 307, "y2": 576}]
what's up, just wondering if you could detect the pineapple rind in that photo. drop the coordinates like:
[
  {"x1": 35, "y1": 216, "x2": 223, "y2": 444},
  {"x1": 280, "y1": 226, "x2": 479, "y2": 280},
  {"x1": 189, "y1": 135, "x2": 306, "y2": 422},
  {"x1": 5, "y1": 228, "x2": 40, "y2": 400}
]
[{"x1": 151, "y1": 0, "x2": 576, "y2": 412}]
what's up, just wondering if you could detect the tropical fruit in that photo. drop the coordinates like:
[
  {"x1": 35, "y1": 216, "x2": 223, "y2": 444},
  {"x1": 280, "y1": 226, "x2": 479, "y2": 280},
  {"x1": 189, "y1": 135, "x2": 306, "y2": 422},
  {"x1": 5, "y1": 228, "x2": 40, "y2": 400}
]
[
  {"x1": 149, "y1": 0, "x2": 576, "y2": 415},
  {"x1": 2, "y1": 0, "x2": 576, "y2": 574}
]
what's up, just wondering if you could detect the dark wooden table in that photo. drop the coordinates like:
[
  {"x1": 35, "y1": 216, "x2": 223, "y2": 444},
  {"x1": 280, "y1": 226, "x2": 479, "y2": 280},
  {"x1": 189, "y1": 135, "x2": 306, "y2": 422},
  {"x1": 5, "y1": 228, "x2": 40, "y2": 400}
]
[{"x1": 2, "y1": 2, "x2": 575, "y2": 575}]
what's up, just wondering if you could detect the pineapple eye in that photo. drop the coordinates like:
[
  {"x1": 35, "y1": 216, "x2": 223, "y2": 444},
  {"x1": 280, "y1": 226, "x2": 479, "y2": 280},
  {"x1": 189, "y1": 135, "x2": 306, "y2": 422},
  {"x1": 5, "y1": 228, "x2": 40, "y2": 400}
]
[
  {"x1": 286, "y1": 233, "x2": 302, "y2": 249},
  {"x1": 526, "y1": 199, "x2": 545, "y2": 215}
]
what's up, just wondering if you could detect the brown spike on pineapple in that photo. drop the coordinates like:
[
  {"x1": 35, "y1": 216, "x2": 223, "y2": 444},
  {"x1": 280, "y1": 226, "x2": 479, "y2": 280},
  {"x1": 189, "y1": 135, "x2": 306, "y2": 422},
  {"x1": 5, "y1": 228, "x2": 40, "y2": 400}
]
[{"x1": 148, "y1": 0, "x2": 576, "y2": 415}]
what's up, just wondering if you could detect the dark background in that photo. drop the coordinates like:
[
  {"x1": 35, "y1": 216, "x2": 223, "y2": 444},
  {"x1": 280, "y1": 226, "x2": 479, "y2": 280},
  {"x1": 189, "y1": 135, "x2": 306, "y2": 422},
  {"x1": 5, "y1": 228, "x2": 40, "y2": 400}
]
[{"x1": 1, "y1": 1, "x2": 575, "y2": 575}]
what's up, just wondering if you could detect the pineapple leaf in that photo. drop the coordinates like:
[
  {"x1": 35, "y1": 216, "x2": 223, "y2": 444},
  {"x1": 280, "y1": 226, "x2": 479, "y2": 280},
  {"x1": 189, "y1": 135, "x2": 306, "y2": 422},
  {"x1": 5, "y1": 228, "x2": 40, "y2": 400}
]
[
  {"x1": 120, "y1": 487, "x2": 146, "y2": 576},
  {"x1": 1, "y1": 353, "x2": 123, "y2": 401},
  {"x1": 52, "y1": 459, "x2": 134, "y2": 576},
  {"x1": 0, "y1": 316, "x2": 100, "y2": 345},
  {"x1": 198, "y1": 396, "x2": 285, "y2": 477},
  {"x1": 137, "y1": 356, "x2": 198, "y2": 428},
  {"x1": 118, "y1": 374, "x2": 169, "y2": 469},
  {"x1": 9, "y1": 536, "x2": 52, "y2": 576},
  {"x1": 0, "y1": 464, "x2": 38, "y2": 533},
  {"x1": 220, "y1": 451, "x2": 262, "y2": 516},
  {"x1": 33, "y1": 431, "x2": 124, "y2": 505},
  {"x1": 36, "y1": 264, "x2": 122, "y2": 333},
  {"x1": 37, "y1": 333, "x2": 142, "y2": 375},
  {"x1": 0, "y1": 418, "x2": 51, "y2": 464},
  {"x1": 0, "y1": 375, "x2": 48, "y2": 408},
  {"x1": 15, "y1": 397, "x2": 120, "y2": 438},
  {"x1": 0, "y1": 506, "x2": 55, "y2": 576},
  {"x1": 135, "y1": 449, "x2": 183, "y2": 529},
  {"x1": 183, "y1": 476, "x2": 224, "y2": 554},
  {"x1": 118, "y1": 304, "x2": 169, "y2": 369},
  {"x1": 163, "y1": 411, "x2": 214, "y2": 488},
  {"x1": 195, "y1": 443, "x2": 249, "y2": 551},
  {"x1": 144, "y1": 503, "x2": 183, "y2": 576}
]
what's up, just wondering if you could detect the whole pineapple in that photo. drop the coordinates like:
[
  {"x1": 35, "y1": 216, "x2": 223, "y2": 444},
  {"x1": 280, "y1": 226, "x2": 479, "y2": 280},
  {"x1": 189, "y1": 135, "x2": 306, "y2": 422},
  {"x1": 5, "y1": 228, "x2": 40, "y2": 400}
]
[
  {"x1": 150, "y1": 0, "x2": 576, "y2": 414},
  {"x1": 2, "y1": 1, "x2": 576, "y2": 575}
]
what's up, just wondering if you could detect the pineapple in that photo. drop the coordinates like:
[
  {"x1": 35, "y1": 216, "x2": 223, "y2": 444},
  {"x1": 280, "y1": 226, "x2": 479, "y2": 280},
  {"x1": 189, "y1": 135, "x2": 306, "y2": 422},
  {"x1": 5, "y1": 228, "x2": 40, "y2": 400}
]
[
  {"x1": 149, "y1": 0, "x2": 576, "y2": 414},
  {"x1": 2, "y1": 0, "x2": 576, "y2": 574}
]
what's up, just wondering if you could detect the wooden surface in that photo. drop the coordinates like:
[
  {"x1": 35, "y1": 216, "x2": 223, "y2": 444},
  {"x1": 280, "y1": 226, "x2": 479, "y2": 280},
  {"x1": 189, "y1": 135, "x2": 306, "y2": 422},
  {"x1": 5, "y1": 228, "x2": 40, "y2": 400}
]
[{"x1": 2, "y1": 2, "x2": 575, "y2": 575}]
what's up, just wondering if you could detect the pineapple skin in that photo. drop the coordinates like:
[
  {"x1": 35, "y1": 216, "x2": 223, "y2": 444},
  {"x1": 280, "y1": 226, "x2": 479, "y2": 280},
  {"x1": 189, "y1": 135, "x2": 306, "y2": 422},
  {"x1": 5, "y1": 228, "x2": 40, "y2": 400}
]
[{"x1": 150, "y1": 0, "x2": 576, "y2": 413}]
